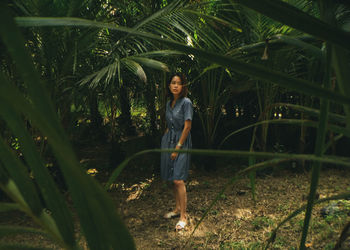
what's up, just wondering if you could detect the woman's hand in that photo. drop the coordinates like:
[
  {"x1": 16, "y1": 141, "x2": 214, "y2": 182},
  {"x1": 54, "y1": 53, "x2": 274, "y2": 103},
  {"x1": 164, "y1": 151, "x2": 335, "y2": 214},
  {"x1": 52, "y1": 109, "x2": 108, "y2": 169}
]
[
  {"x1": 170, "y1": 152, "x2": 178, "y2": 160},
  {"x1": 170, "y1": 146, "x2": 181, "y2": 160}
]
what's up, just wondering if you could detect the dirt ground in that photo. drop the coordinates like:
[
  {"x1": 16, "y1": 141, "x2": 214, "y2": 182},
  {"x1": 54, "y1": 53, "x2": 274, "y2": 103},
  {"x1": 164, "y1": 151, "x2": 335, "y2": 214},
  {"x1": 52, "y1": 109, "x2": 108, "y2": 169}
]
[
  {"x1": 2, "y1": 163, "x2": 350, "y2": 249},
  {"x1": 113, "y1": 166, "x2": 350, "y2": 249}
]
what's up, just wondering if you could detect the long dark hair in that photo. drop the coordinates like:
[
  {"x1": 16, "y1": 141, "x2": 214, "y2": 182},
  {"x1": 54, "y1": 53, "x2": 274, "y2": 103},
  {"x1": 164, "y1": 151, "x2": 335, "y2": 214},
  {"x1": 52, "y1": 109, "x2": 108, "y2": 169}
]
[{"x1": 167, "y1": 72, "x2": 188, "y2": 100}]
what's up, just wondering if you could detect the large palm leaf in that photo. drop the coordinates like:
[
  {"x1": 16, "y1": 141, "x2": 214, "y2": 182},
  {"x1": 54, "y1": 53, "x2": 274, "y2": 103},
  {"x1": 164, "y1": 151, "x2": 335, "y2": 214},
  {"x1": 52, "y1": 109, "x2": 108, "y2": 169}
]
[{"x1": 1, "y1": 2, "x2": 135, "y2": 249}]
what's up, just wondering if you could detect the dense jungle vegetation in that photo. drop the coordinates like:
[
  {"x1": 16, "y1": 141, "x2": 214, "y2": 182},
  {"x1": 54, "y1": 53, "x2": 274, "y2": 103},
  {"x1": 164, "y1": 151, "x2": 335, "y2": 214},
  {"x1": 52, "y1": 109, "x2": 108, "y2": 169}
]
[{"x1": 1, "y1": 0, "x2": 350, "y2": 249}]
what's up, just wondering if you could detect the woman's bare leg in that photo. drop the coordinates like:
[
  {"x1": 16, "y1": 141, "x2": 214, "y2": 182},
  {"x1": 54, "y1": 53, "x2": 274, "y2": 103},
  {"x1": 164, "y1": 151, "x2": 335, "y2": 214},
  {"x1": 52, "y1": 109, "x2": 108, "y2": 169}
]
[
  {"x1": 173, "y1": 184, "x2": 181, "y2": 213},
  {"x1": 174, "y1": 180, "x2": 187, "y2": 222}
]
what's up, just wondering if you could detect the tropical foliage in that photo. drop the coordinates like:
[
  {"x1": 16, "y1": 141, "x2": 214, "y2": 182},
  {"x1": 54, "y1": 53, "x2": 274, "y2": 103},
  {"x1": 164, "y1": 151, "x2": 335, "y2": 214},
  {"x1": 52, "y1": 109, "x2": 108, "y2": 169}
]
[{"x1": 0, "y1": 0, "x2": 350, "y2": 249}]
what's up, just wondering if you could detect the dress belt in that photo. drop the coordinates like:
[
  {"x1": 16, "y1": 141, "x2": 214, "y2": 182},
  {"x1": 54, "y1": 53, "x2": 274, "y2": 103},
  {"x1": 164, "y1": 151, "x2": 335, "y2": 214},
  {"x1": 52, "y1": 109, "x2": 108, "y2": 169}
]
[{"x1": 169, "y1": 127, "x2": 183, "y2": 144}]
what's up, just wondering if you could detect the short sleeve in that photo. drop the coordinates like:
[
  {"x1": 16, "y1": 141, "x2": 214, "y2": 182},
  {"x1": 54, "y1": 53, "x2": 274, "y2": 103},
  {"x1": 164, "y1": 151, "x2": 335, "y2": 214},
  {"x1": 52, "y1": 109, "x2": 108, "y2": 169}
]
[{"x1": 183, "y1": 98, "x2": 193, "y2": 121}]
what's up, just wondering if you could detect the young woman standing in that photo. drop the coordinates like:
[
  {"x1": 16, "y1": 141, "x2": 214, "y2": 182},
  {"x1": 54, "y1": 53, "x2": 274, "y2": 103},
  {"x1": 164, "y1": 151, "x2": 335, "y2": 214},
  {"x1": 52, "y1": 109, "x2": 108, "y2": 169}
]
[{"x1": 160, "y1": 72, "x2": 193, "y2": 231}]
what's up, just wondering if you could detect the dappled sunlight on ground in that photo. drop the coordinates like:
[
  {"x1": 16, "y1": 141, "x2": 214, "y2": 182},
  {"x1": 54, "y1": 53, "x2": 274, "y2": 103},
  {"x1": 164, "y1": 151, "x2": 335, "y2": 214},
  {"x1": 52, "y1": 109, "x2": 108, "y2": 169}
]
[
  {"x1": 125, "y1": 178, "x2": 154, "y2": 202},
  {"x1": 2, "y1": 167, "x2": 350, "y2": 249},
  {"x1": 109, "y1": 168, "x2": 350, "y2": 249}
]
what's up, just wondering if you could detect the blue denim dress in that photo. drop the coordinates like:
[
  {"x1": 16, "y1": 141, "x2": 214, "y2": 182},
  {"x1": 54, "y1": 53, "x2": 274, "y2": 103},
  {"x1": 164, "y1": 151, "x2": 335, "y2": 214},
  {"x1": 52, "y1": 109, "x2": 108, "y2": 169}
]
[{"x1": 160, "y1": 97, "x2": 193, "y2": 181}]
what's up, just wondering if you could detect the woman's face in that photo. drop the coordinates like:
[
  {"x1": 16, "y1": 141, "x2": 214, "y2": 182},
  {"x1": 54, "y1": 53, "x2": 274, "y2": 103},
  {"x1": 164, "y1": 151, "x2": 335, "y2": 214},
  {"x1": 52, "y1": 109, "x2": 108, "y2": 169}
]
[{"x1": 169, "y1": 76, "x2": 183, "y2": 97}]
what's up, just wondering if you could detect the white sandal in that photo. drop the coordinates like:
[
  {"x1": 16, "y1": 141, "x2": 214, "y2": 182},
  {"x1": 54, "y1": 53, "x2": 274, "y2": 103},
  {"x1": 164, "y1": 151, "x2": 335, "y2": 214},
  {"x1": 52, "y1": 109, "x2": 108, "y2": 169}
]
[
  {"x1": 175, "y1": 220, "x2": 187, "y2": 231},
  {"x1": 163, "y1": 211, "x2": 180, "y2": 219}
]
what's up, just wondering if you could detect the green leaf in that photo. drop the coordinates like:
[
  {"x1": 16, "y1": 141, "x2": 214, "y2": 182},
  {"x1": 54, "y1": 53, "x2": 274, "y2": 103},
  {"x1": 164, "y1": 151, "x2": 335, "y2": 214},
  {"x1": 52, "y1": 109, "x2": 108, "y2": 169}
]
[
  {"x1": 248, "y1": 158, "x2": 256, "y2": 202},
  {"x1": 274, "y1": 34, "x2": 322, "y2": 58},
  {"x1": 79, "y1": 61, "x2": 116, "y2": 89},
  {"x1": 0, "y1": 100, "x2": 75, "y2": 247},
  {"x1": 232, "y1": 0, "x2": 350, "y2": 51},
  {"x1": 128, "y1": 0, "x2": 182, "y2": 34},
  {"x1": 0, "y1": 144, "x2": 65, "y2": 246},
  {"x1": 14, "y1": 17, "x2": 350, "y2": 106},
  {"x1": 219, "y1": 119, "x2": 350, "y2": 148},
  {"x1": 332, "y1": 45, "x2": 350, "y2": 126},
  {"x1": 0, "y1": 225, "x2": 47, "y2": 239},
  {"x1": 105, "y1": 148, "x2": 350, "y2": 189},
  {"x1": 0, "y1": 5, "x2": 135, "y2": 249},
  {"x1": 0, "y1": 137, "x2": 43, "y2": 216},
  {"x1": 0, "y1": 203, "x2": 21, "y2": 213},
  {"x1": 183, "y1": 9, "x2": 242, "y2": 32},
  {"x1": 122, "y1": 58, "x2": 147, "y2": 83},
  {"x1": 269, "y1": 103, "x2": 347, "y2": 124},
  {"x1": 131, "y1": 50, "x2": 184, "y2": 58},
  {"x1": 2, "y1": 179, "x2": 27, "y2": 209},
  {"x1": 0, "y1": 243, "x2": 50, "y2": 250},
  {"x1": 300, "y1": 35, "x2": 332, "y2": 249},
  {"x1": 128, "y1": 56, "x2": 170, "y2": 72}
]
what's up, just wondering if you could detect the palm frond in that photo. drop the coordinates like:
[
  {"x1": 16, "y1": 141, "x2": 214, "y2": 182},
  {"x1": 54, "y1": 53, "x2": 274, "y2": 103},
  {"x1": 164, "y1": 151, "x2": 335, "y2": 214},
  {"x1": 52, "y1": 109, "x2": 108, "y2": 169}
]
[
  {"x1": 128, "y1": 56, "x2": 170, "y2": 72},
  {"x1": 121, "y1": 58, "x2": 147, "y2": 83}
]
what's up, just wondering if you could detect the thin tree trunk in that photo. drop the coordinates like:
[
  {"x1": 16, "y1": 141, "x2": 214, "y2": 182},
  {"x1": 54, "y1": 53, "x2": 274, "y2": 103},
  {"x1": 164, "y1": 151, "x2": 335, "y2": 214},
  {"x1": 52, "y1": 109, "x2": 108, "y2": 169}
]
[
  {"x1": 89, "y1": 92, "x2": 103, "y2": 131},
  {"x1": 146, "y1": 77, "x2": 157, "y2": 137},
  {"x1": 119, "y1": 86, "x2": 136, "y2": 136}
]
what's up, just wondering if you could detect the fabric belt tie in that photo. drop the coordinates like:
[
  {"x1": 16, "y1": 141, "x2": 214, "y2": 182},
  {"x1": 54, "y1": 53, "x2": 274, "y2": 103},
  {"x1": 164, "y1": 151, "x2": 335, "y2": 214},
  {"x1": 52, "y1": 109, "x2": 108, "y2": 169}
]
[{"x1": 169, "y1": 126, "x2": 183, "y2": 144}]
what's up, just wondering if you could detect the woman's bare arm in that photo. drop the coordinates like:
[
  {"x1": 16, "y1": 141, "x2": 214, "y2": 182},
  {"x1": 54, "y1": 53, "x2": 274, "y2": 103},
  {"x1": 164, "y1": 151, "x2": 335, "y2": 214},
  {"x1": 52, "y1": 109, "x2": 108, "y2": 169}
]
[
  {"x1": 170, "y1": 120, "x2": 191, "y2": 160},
  {"x1": 176, "y1": 120, "x2": 192, "y2": 148}
]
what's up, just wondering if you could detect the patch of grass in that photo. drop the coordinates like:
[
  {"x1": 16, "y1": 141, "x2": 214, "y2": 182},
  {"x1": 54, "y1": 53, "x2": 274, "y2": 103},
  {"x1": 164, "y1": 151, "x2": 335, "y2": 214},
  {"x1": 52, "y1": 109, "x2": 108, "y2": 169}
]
[
  {"x1": 210, "y1": 209, "x2": 219, "y2": 215},
  {"x1": 203, "y1": 232, "x2": 217, "y2": 248},
  {"x1": 220, "y1": 194, "x2": 227, "y2": 200},
  {"x1": 324, "y1": 211, "x2": 347, "y2": 227},
  {"x1": 156, "y1": 239, "x2": 166, "y2": 248},
  {"x1": 311, "y1": 220, "x2": 328, "y2": 231},
  {"x1": 318, "y1": 226, "x2": 336, "y2": 242},
  {"x1": 233, "y1": 219, "x2": 241, "y2": 227},
  {"x1": 272, "y1": 236, "x2": 288, "y2": 249},
  {"x1": 296, "y1": 218, "x2": 304, "y2": 232},
  {"x1": 277, "y1": 203, "x2": 290, "y2": 213},
  {"x1": 324, "y1": 242, "x2": 336, "y2": 250},
  {"x1": 202, "y1": 181, "x2": 210, "y2": 188},
  {"x1": 220, "y1": 240, "x2": 262, "y2": 250},
  {"x1": 251, "y1": 216, "x2": 274, "y2": 230}
]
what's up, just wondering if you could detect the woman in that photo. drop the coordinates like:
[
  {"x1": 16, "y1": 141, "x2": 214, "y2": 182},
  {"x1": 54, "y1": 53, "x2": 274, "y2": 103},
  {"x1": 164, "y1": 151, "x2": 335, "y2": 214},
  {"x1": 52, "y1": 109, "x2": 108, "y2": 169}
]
[{"x1": 160, "y1": 72, "x2": 193, "y2": 231}]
